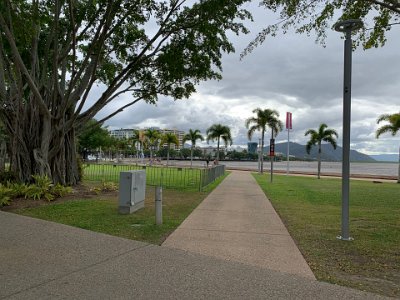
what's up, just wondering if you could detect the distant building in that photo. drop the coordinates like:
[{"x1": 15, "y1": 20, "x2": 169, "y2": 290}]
[
  {"x1": 109, "y1": 128, "x2": 136, "y2": 139},
  {"x1": 158, "y1": 128, "x2": 185, "y2": 150},
  {"x1": 202, "y1": 146, "x2": 217, "y2": 158},
  {"x1": 247, "y1": 142, "x2": 258, "y2": 154},
  {"x1": 110, "y1": 127, "x2": 185, "y2": 150}
]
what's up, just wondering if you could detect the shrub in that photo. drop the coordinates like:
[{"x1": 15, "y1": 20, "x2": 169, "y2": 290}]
[
  {"x1": 77, "y1": 156, "x2": 84, "y2": 180},
  {"x1": 51, "y1": 183, "x2": 72, "y2": 197},
  {"x1": 0, "y1": 171, "x2": 17, "y2": 184},
  {"x1": 0, "y1": 175, "x2": 73, "y2": 204},
  {"x1": 101, "y1": 181, "x2": 118, "y2": 192},
  {"x1": 8, "y1": 182, "x2": 28, "y2": 198},
  {"x1": 0, "y1": 184, "x2": 12, "y2": 207},
  {"x1": 89, "y1": 181, "x2": 118, "y2": 194}
]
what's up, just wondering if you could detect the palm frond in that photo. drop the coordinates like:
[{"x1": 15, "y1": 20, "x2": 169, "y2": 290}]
[
  {"x1": 376, "y1": 125, "x2": 394, "y2": 138},
  {"x1": 306, "y1": 140, "x2": 314, "y2": 154},
  {"x1": 324, "y1": 136, "x2": 337, "y2": 149},
  {"x1": 304, "y1": 129, "x2": 317, "y2": 136},
  {"x1": 377, "y1": 114, "x2": 391, "y2": 124}
]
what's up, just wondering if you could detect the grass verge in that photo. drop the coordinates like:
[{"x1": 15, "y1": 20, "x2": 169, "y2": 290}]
[
  {"x1": 253, "y1": 173, "x2": 400, "y2": 297},
  {"x1": 14, "y1": 172, "x2": 229, "y2": 245}
]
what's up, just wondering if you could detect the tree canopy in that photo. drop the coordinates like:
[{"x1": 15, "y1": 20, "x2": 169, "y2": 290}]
[
  {"x1": 305, "y1": 123, "x2": 338, "y2": 179},
  {"x1": 245, "y1": 108, "x2": 281, "y2": 174},
  {"x1": 77, "y1": 119, "x2": 112, "y2": 152},
  {"x1": 376, "y1": 112, "x2": 400, "y2": 138},
  {"x1": 0, "y1": 0, "x2": 251, "y2": 184},
  {"x1": 182, "y1": 129, "x2": 204, "y2": 167},
  {"x1": 206, "y1": 124, "x2": 232, "y2": 160},
  {"x1": 243, "y1": 0, "x2": 400, "y2": 57}
]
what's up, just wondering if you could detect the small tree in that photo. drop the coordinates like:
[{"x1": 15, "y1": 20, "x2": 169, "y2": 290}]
[
  {"x1": 161, "y1": 133, "x2": 179, "y2": 166},
  {"x1": 182, "y1": 129, "x2": 204, "y2": 168},
  {"x1": 376, "y1": 112, "x2": 400, "y2": 183},
  {"x1": 77, "y1": 119, "x2": 112, "y2": 160},
  {"x1": 305, "y1": 123, "x2": 338, "y2": 179},
  {"x1": 179, "y1": 148, "x2": 191, "y2": 159},
  {"x1": 206, "y1": 124, "x2": 232, "y2": 161}
]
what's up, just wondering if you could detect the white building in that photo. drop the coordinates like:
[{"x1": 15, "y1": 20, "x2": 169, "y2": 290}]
[{"x1": 109, "y1": 128, "x2": 136, "y2": 140}]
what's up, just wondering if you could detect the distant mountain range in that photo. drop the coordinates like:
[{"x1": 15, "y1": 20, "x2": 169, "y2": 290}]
[
  {"x1": 265, "y1": 142, "x2": 376, "y2": 162},
  {"x1": 370, "y1": 154, "x2": 398, "y2": 162}
]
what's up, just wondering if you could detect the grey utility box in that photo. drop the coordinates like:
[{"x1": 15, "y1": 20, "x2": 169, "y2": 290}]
[{"x1": 118, "y1": 170, "x2": 146, "y2": 214}]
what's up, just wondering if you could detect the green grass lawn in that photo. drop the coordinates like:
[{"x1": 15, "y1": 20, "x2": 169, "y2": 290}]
[
  {"x1": 253, "y1": 174, "x2": 400, "y2": 297},
  {"x1": 82, "y1": 163, "x2": 205, "y2": 190},
  {"x1": 14, "y1": 173, "x2": 228, "y2": 245}
]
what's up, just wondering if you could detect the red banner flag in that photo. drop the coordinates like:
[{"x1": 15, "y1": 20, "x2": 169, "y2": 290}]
[{"x1": 286, "y1": 112, "x2": 292, "y2": 130}]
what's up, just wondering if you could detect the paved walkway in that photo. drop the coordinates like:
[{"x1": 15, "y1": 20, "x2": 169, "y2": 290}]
[
  {"x1": 0, "y1": 171, "x2": 389, "y2": 299},
  {"x1": 163, "y1": 171, "x2": 315, "y2": 279}
]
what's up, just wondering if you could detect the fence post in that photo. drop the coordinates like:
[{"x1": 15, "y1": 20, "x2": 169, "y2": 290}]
[
  {"x1": 199, "y1": 169, "x2": 203, "y2": 191},
  {"x1": 155, "y1": 186, "x2": 162, "y2": 225}
]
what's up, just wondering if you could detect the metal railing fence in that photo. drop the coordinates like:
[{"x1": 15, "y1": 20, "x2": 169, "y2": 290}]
[{"x1": 82, "y1": 163, "x2": 225, "y2": 191}]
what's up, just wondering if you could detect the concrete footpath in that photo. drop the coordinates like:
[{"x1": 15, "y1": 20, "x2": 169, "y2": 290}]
[
  {"x1": 0, "y1": 175, "x2": 389, "y2": 299},
  {"x1": 163, "y1": 171, "x2": 315, "y2": 279}
]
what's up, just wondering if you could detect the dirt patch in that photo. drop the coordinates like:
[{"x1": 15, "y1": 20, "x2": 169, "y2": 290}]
[{"x1": 1, "y1": 184, "x2": 118, "y2": 212}]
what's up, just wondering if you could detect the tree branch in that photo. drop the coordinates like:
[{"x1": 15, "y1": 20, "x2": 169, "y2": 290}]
[
  {"x1": 367, "y1": 0, "x2": 400, "y2": 14},
  {"x1": 0, "y1": 13, "x2": 50, "y2": 118}
]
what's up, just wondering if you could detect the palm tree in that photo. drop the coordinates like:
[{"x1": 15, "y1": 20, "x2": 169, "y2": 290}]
[
  {"x1": 245, "y1": 108, "x2": 282, "y2": 174},
  {"x1": 206, "y1": 124, "x2": 232, "y2": 161},
  {"x1": 161, "y1": 133, "x2": 179, "y2": 166},
  {"x1": 128, "y1": 130, "x2": 140, "y2": 162},
  {"x1": 144, "y1": 129, "x2": 161, "y2": 162},
  {"x1": 305, "y1": 123, "x2": 338, "y2": 179},
  {"x1": 376, "y1": 112, "x2": 400, "y2": 183},
  {"x1": 182, "y1": 129, "x2": 204, "y2": 168}
]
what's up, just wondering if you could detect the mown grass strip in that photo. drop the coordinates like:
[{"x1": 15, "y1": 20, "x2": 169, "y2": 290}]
[
  {"x1": 14, "y1": 172, "x2": 229, "y2": 245},
  {"x1": 253, "y1": 173, "x2": 400, "y2": 297}
]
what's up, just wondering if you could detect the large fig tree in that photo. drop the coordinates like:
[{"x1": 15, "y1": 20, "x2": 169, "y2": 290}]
[{"x1": 0, "y1": 0, "x2": 250, "y2": 184}]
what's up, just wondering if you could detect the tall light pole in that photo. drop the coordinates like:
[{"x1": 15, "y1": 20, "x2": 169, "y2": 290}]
[
  {"x1": 334, "y1": 19, "x2": 363, "y2": 241},
  {"x1": 258, "y1": 138, "x2": 261, "y2": 174}
]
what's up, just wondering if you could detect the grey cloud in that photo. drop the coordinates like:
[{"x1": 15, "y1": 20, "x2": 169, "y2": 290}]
[{"x1": 98, "y1": 3, "x2": 400, "y2": 155}]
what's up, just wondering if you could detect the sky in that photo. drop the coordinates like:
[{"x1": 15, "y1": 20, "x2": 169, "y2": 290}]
[{"x1": 95, "y1": 2, "x2": 400, "y2": 155}]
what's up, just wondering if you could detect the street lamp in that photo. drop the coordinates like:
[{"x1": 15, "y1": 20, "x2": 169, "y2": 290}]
[{"x1": 334, "y1": 19, "x2": 363, "y2": 241}]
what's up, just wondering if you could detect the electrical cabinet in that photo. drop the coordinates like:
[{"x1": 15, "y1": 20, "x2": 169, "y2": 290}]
[{"x1": 118, "y1": 170, "x2": 146, "y2": 214}]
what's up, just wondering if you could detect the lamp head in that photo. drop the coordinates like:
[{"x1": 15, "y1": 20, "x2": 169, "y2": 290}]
[{"x1": 334, "y1": 19, "x2": 363, "y2": 33}]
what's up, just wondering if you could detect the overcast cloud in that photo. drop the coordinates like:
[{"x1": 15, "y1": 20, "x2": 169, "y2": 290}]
[{"x1": 96, "y1": 3, "x2": 400, "y2": 155}]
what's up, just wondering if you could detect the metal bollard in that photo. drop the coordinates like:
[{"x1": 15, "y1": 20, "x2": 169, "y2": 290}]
[{"x1": 155, "y1": 186, "x2": 162, "y2": 225}]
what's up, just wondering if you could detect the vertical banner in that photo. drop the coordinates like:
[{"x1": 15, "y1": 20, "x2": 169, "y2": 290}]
[
  {"x1": 286, "y1": 112, "x2": 292, "y2": 130},
  {"x1": 269, "y1": 139, "x2": 275, "y2": 157}
]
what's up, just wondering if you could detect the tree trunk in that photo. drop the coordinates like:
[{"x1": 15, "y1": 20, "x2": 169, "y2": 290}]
[
  {"x1": 167, "y1": 145, "x2": 170, "y2": 167},
  {"x1": 7, "y1": 108, "x2": 80, "y2": 185},
  {"x1": 216, "y1": 138, "x2": 220, "y2": 161},
  {"x1": 0, "y1": 139, "x2": 6, "y2": 172},
  {"x1": 317, "y1": 144, "x2": 321, "y2": 179},
  {"x1": 260, "y1": 130, "x2": 264, "y2": 174},
  {"x1": 270, "y1": 129, "x2": 274, "y2": 183}
]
